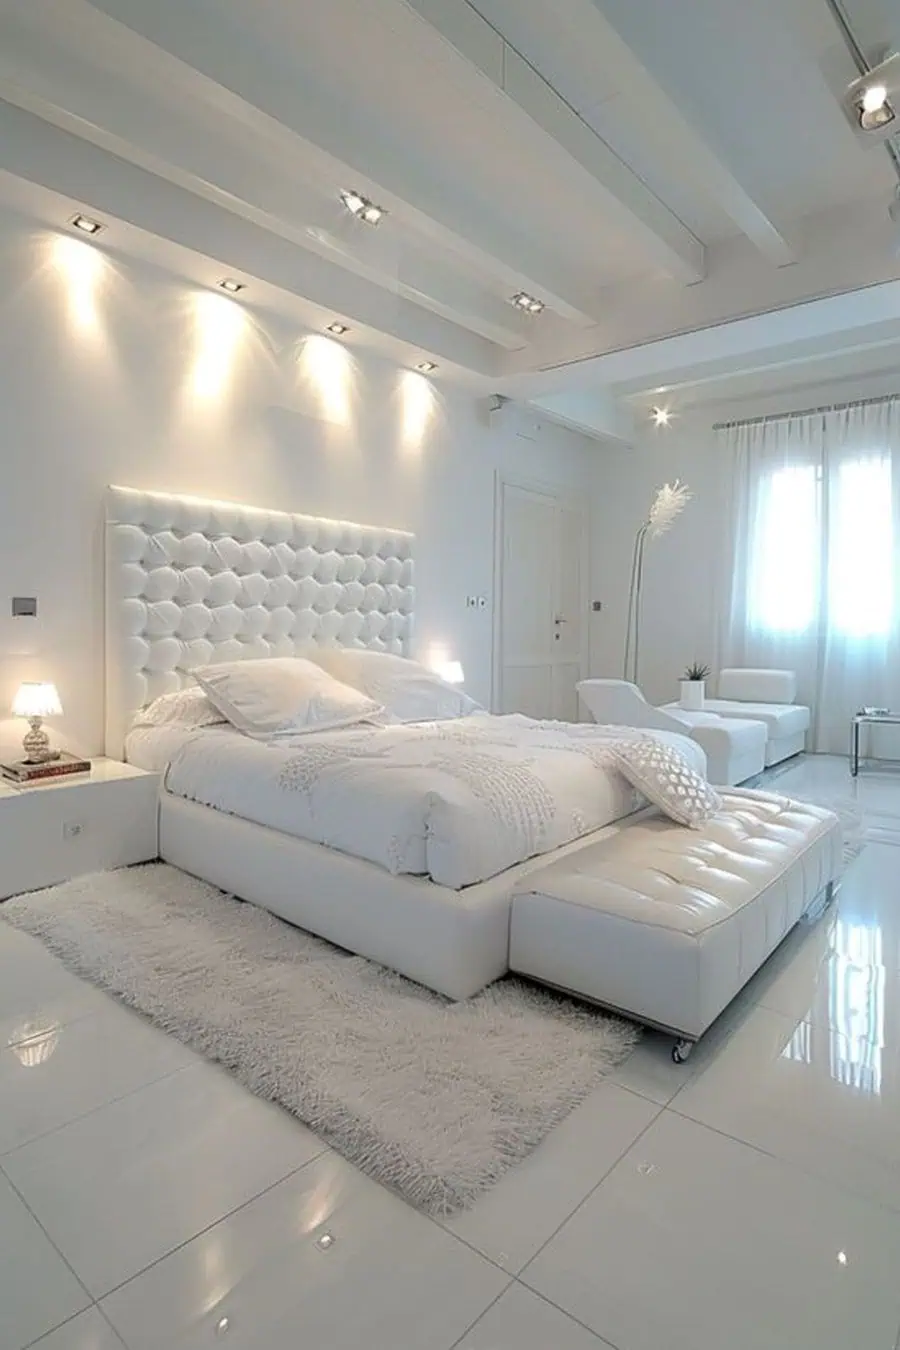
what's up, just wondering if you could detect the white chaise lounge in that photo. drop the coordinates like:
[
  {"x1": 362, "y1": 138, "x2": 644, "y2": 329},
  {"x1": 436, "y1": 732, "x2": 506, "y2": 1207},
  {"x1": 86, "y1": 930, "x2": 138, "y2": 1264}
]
[
  {"x1": 577, "y1": 678, "x2": 767, "y2": 785},
  {"x1": 696, "y1": 668, "x2": 810, "y2": 767}
]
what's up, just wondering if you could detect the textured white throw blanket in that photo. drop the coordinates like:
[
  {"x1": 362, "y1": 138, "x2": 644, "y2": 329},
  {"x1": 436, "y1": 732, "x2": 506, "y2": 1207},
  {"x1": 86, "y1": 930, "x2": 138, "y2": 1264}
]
[{"x1": 161, "y1": 713, "x2": 702, "y2": 888}]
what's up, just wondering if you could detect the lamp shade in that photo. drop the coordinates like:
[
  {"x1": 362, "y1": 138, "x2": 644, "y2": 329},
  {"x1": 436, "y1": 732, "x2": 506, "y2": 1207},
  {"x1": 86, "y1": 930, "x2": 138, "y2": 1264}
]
[
  {"x1": 12, "y1": 682, "x2": 63, "y2": 719},
  {"x1": 437, "y1": 660, "x2": 465, "y2": 685}
]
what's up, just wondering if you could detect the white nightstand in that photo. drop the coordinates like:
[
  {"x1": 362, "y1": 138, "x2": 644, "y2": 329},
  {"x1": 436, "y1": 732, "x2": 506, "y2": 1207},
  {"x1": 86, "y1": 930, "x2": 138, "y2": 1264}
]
[{"x1": 0, "y1": 759, "x2": 160, "y2": 900}]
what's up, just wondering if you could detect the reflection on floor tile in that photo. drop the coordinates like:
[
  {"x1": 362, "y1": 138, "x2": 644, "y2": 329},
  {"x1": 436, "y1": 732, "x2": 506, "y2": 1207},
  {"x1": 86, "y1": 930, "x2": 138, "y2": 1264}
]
[
  {"x1": 2, "y1": 1062, "x2": 326, "y2": 1297},
  {"x1": 29, "y1": 1307, "x2": 126, "y2": 1349},
  {"x1": 0, "y1": 1006, "x2": 194, "y2": 1154},
  {"x1": 456, "y1": 1282, "x2": 612, "y2": 1349},
  {"x1": 102, "y1": 1152, "x2": 508, "y2": 1350},
  {"x1": 444, "y1": 1081, "x2": 659, "y2": 1272},
  {"x1": 522, "y1": 1111, "x2": 900, "y2": 1350},
  {"x1": 0, "y1": 1171, "x2": 89, "y2": 1350}
]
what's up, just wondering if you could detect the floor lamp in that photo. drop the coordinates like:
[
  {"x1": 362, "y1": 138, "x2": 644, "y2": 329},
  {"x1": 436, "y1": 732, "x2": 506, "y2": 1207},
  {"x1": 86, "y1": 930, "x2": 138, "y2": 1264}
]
[{"x1": 623, "y1": 481, "x2": 692, "y2": 687}]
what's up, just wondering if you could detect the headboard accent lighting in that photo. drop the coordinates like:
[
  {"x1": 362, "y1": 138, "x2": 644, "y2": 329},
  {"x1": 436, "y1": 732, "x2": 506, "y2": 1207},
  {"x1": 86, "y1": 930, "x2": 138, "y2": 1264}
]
[{"x1": 105, "y1": 486, "x2": 415, "y2": 758}]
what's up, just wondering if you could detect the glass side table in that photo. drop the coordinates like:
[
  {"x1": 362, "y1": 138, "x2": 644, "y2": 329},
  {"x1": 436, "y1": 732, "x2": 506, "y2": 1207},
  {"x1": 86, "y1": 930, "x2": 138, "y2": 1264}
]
[{"x1": 851, "y1": 711, "x2": 900, "y2": 776}]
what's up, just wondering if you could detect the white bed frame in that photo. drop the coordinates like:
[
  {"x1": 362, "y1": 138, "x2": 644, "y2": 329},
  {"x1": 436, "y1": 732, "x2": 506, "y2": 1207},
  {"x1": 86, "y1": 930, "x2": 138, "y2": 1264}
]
[{"x1": 104, "y1": 485, "x2": 626, "y2": 1000}]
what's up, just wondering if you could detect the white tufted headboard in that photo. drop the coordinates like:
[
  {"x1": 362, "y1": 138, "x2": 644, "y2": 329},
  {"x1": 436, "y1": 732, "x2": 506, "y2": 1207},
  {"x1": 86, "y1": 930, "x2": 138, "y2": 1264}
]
[{"x1": 104, "y1": 486, "x2": 415, "y2": 758}]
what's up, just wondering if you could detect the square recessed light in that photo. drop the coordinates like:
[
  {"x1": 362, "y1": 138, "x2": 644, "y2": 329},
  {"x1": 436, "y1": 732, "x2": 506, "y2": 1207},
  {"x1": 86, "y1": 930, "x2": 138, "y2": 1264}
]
[
  {"x1": 316, "y1": 1232, "x2": 335, "y2": 1250},
  {"x1": 70, "y1": 213, "x2": 104, "y2": 236},
  {"x1": 511, "y1": 291, "x2": 544, "y2": 315},
  {"x1": 327, "y1": 322, "x2": 350, "y2": 335},
  {"x1": 218, "y1": 278, "x2": 245, "y2": 294},
  {"x1": 416, "y1": 361, "x2": 437, "y2": 373},
  {"x1": 340, "y1": 189, "x2": 386, "y2": 226}
]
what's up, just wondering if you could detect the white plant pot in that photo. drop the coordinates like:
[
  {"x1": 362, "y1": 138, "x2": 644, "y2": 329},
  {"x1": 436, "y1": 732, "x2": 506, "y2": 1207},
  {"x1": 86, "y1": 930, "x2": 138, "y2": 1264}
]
[{"x1": 680, "y1": 679, "x2": 705, "y2": 711}]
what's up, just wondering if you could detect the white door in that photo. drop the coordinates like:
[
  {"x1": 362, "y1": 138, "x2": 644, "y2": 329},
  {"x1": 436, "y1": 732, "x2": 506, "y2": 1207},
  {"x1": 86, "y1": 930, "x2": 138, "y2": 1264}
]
[{"x1": 497, "y1": 480, "x2": 586, "y2": 720}]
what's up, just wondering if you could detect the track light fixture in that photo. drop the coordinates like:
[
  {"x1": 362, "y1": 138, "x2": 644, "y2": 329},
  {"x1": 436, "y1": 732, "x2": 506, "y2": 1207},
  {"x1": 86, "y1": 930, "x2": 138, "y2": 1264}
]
[
  {"x1": 844, "y1": 52, "x2": 899, "y2": 137},
  {"x1": 340, "y1": 189, "x2": 386, "y2": 226},
  {"x1": 511, "y1": 291, "x2": 545, "y2": 315}
]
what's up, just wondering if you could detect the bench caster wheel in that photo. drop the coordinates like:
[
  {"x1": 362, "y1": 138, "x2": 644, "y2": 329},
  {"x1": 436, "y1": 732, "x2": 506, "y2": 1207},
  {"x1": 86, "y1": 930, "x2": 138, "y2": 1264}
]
[{"x1": 672, "y1": 1038, "x2": 694, "y2": 1064}]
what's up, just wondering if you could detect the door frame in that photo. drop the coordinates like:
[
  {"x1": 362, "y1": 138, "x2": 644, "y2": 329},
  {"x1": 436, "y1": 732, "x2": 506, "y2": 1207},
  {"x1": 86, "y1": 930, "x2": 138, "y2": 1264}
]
[{"x1": 491, "y1": 469, "x2": 591, "y2": 714}]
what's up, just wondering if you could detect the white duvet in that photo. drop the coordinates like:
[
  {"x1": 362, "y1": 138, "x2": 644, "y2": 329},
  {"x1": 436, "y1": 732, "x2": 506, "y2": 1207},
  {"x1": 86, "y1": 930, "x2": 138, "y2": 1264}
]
[{"x1": 144, "y1": 713, "x2": 704, "y2": 889}]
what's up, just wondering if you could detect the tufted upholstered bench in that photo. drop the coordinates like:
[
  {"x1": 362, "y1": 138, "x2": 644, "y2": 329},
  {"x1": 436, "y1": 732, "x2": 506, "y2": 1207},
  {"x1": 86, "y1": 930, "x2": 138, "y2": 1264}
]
[{"x1": 509, "y1": 789, "x2": 842, "y2": 1061}]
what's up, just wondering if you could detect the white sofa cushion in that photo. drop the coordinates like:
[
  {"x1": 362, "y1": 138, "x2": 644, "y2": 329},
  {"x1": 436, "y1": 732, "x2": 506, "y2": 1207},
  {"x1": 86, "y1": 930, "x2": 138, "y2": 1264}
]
[
  {"x1": 717, "y1": 668, "x2": 797, "y2": 703},
  {"x1": 702, "y1": 700, "x2": 810, "y2": 739},
  {"x1": 510, "y1": 789, "x2": 842, "y2": 1040}
]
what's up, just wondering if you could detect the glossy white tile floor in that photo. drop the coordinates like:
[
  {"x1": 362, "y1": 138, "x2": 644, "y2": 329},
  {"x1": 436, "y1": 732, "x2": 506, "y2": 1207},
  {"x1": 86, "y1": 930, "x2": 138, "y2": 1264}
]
[{"x1": 2, "y1": 754, "x2": 899, "y2": 1350}]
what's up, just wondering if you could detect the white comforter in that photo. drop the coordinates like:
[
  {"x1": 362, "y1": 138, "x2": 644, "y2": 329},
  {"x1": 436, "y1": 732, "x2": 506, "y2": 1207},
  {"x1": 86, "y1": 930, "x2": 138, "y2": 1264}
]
[{"x1": 151, "y1": 713, "x2": 703, "y2": 889}]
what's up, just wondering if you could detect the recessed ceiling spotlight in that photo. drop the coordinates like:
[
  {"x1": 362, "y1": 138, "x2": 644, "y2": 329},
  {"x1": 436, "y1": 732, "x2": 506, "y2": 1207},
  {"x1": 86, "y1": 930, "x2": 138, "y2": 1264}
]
[
  {"x1": 415, "y1": 361, "x2": 437, "y2": 373},
  {"x1": 70, "y1": 213, "x2": 104, "y2": 236},
  {"x1": 340, "y1": 189, "x2": 386, "y2": 226},
  {"x1": 218, "y1": 278, "x2": 245, "y2": 294},
  {"x1": 327, "y1": 322, "x2": 350, "y2": 335},
  {"x1": 316, "y1": 1232, "x2": 335, "y2": 1250},
  {"x1": 511, "y1": 291, "x2": 545, "y2": 315},
  {"x1": 651, "y1": 406, "x2": 672, "y2": 427}
]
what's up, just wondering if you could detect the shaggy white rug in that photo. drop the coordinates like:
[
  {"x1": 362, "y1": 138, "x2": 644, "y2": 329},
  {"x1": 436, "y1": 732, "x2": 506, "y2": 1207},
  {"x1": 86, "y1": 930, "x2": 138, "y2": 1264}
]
[{"x1": 1, "y1": 864, "x2": 639, "y2": 1216}]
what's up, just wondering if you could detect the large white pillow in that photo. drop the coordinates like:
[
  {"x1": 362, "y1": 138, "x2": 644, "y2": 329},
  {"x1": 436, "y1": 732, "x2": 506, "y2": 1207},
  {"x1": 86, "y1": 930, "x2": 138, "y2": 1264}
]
[
  {"x1": 311, "y1": 648, "x2": 482, "y2": 723},
  {"x1": 192, "y1": 658, "x2": 383, "y2": 740}
]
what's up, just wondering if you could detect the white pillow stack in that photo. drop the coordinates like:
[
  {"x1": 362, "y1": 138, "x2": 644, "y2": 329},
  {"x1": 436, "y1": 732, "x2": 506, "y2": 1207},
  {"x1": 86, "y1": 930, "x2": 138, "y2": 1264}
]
[
  {"x1": 310, "y1": 648, "x2": 482, "y2": 723},
  {"x1": 192, "y1": 657, "x2": 383, "y2": 740}
]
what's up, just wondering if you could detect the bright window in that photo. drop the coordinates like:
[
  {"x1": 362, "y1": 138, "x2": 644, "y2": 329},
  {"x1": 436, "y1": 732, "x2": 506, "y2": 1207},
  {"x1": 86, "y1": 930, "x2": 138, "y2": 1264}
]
[
  {"x1": 750, "y1": 456, "x2": 893, "y2": 639},
  {"x1": 749, "y1": 465, "x2": 818, "y2": 634}
]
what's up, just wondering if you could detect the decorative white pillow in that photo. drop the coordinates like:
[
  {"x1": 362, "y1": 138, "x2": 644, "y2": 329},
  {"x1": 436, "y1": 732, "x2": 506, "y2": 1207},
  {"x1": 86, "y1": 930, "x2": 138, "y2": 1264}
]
[
  {"x1": 192, "y1": 658, "x2": 383, "y2": 740},
  {"x1": 131, "y1": 688, "x2": 227, "y2": 730},
  {"x1": 609, "y1": 736, "x2": 722, "y2": 828},
  {"x1": 310, "y1": 648, "x2": 482, "y2": 723}
]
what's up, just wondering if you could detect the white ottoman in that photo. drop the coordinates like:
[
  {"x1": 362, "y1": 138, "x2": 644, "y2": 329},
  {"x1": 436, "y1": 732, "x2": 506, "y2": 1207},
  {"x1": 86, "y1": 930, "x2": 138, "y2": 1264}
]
[
  {"x1": 509, "y1": 790, "x2": 842, "y2": 1059},
  {"x1": 662, "y1": 710, "x2": 767, "y2": 785}
]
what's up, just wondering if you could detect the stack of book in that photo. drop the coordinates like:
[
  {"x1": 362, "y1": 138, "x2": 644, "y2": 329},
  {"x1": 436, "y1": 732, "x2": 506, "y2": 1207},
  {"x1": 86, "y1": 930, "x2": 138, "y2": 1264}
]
[{"x1": 1, "y1": 751, "x2": 91, "y2": 784}]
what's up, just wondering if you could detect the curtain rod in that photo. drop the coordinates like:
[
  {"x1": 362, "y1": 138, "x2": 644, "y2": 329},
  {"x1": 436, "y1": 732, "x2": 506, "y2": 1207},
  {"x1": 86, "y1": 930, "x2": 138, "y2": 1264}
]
[{"x1": 712, "y1": 391, "x2": 900, "y2": 432}]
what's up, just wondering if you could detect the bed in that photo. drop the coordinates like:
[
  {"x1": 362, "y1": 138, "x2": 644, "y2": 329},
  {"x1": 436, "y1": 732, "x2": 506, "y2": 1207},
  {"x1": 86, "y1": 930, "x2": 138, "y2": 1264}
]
[{"x1": 107, "y1": 486, "x2": 704, "y2": 999}]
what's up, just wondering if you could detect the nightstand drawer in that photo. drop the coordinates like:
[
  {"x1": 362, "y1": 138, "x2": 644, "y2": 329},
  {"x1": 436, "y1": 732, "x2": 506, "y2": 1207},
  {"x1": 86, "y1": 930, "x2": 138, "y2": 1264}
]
[{"x1": 0, "y1": 762, "x2": 159, "y2": 899}]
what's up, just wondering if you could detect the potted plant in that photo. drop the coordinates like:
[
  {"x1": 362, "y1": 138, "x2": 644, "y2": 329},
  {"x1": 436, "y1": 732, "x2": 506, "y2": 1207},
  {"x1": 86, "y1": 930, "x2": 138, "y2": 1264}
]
[{"x1": 680, "y1": 662, "x2": 710, "y2": 711}]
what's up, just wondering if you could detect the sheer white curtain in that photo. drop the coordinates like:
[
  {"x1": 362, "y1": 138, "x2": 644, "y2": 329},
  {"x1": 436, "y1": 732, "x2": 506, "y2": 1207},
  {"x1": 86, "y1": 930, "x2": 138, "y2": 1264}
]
[{"x1": 719, "y1": 397, "x2": 900, "y2": 753}]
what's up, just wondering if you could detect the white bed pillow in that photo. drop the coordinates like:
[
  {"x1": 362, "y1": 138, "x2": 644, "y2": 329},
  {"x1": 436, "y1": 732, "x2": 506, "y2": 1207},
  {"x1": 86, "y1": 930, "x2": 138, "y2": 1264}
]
[
  {"x1": 193, "y1": 657, "x2": 383, "y2": 740},
  {"x1": 131, "y1": 687, "x2": 227, "y2": 730},
  {"x1": 310, "y1": 648, "x2": 482, "y2": 723},
  {"x1": 609, "y1": 736, "x2": 722, "y2": 828}
]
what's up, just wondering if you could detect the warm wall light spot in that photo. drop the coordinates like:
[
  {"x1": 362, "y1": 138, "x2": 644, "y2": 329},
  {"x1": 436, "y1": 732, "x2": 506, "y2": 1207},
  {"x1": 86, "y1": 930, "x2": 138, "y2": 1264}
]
[
  {"x1": 400, "y1": 370, "x2": 436, "y2": 449},
  {"x1": 190, "y1": 291, "x2": 246, "y2": 400},
  {"x1": 51, "y1": 234, "x2": 107, "y2": 333},
  {"x1": 299, "y1": 335, "x2": 354, "y2": 426}
]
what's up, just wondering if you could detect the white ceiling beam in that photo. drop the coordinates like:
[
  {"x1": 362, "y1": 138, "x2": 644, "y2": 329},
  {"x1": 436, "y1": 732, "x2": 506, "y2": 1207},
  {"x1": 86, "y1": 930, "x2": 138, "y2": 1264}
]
[
  {"x1": 0, "y1": 100, "x2": 503, "y2": 377},
  {"x1": 0, "y1": 0, "x2": 532, "y2": 349},
  {"x1": 43, "y1": 0, "x2": 598, "y2": 325},
  {"x1": 405, "y1": 0, "x2": 706, "y2": 284},
  {"x1": 578, "y1": 0, "x2": 796, "y2": 266}
]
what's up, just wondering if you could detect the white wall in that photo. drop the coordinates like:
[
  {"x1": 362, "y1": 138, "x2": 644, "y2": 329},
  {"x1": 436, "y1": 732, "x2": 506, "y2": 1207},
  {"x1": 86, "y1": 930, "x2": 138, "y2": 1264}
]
[
  {"x1": 588, "y1": 418, "x2": 730, "y2": 706},
  {"x1": 0, "y1": 209, "x2": 595, "y2": 757}
]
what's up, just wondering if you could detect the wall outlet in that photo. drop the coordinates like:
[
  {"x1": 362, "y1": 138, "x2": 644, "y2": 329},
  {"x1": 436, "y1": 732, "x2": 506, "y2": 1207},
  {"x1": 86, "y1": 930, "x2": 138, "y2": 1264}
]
[{"x1": 62, "y1": 821, "x2": 83, "y2": 840}]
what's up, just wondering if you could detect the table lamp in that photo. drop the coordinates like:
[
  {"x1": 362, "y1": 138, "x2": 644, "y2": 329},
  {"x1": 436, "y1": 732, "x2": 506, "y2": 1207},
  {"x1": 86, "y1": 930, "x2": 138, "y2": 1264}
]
[
  {"x1": 12, "y1": 682, "x2": 63, "y2": 763},
  {"x1": 437, "y1": 660, "x2": 465, "y2": 685}
]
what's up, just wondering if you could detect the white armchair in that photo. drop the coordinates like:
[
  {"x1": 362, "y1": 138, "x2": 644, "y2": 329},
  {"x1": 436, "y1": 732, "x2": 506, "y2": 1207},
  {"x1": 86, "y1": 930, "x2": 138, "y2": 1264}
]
[{"x1": 577, "y1": 678, "x2": 767, "y2": 786}]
